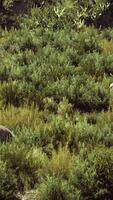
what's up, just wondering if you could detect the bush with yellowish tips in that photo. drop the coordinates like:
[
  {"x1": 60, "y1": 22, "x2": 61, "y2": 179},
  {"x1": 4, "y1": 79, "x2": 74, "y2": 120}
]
[
  {"x1": 0, "y1": 105, "x2": 42, "y2": 129},
  {"x1": 99, "y1": 39, "x2": 113, "y2": 55},
  {"x1": 50, "y1": 146, "x2": 75, "y2": 179}
]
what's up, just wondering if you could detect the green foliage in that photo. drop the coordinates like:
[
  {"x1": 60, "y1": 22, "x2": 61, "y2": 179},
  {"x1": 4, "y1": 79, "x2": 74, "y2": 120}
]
[
  {"x1": 0, "y1": 143, "x2": 49, "y2": 191},
  {"x1": 1, "y1": 1, "x2": 113, "y2": 200},
  {"x1": 0, "y1": 81, "x2": 26, "y2": 106},
  {"x1": 68, "y1": 75, "x2": 109, "y2": 111},
  {"x1": 50, "y1": 147, "x2": 75, "y2": 179},
  {"x1": 70, "y1": 147, "x2": 113, "y2": 200},
  {"x1": 0, "y1": 22, "x2": 111, "y2": 111},
  {"x1": 0, "y1": 0, "x2": 109, "y2": 28},
  {"x1": 36, "y1": 176, "x2": 71, "y2": 200},
  {"x1": 0, "y1": 160, "x2": 18, "y2": 200},
  {"x1": 79, "y1": 53, "x2": 113, "y2": 76}
]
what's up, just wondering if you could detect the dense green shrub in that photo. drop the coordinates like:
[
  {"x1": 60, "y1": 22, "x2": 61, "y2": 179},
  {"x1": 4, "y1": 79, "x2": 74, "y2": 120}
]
[
  {"x1": 0, "y1": 160, "x2": 18, "y2": 200},
  {"x1": 15, "y1": 126, "x2": 53, "y2": 156},
  {"x1": 48, "y1": 115, "x2": 75, "y2": 149},
  {"x1": 100, "y1": 28, "x2": 113, "y2": 40},
  {"x1": 50, "y1": 147, "x2": 75, "y2": 179},
  {"x1": 70, "y1": 147, "x2": 113, "y2": 200},
  {"x1": 0, "y1": 80, "x2": 42, "y2": 107},
  {"x1": 0, "y1": 13, "x2": 111, "y2": 112},
  {"x1": 36, "y1": 176, "x2": 71, "y2": 200},
  {"x1": 74, "y1": 28, "x2": 101, "y2": 53},
  {"x1": 1, "y1": 1, "x2": 113, "y2": 199},
  {"x1": 79, "y1": 53, "x2": 113, "y2": 76},
  {"x1": 75, "y1": 120, "x2": 98, "y2": 145},
  {"x1": 0, "y1": 0, "x2": 109, "y2": 29},
  {"x1": 11, "y1": 113, "x2": 78, "y2": 156},
  {"x1": 0, "y1": 81, "x2": 26, "y2": 106},
  {"x1": 69, "y1": 75, "x2": 109, "y2": 111},
  {"x1": 0, "y1": 143, "x2": 49, "y2": 191}
]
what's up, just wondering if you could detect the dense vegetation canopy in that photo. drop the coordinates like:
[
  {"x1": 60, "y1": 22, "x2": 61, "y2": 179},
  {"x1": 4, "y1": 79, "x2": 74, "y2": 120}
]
[{"x1": 1, "y1": 0, "x2": 113, "y2": 200}]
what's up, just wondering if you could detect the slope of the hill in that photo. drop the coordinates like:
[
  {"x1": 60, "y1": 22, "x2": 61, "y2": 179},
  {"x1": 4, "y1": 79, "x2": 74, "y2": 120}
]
[{"x1": 1, "y1": 1, "x2": 113, "y2": 200}]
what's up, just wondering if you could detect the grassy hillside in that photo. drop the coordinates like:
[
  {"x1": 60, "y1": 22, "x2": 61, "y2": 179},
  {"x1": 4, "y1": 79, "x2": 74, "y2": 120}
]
[{"x1": 1, "y1": 1, "x2": 113, "y2": 200}]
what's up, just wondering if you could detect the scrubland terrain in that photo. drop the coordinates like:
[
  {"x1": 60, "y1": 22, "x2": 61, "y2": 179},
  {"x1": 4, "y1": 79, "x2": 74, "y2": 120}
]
[{"x1": 1, "y1": 1, "x2": 113, "y2": 200}]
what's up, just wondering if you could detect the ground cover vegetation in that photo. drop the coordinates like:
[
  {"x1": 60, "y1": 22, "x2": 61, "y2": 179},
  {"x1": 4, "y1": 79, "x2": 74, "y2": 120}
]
[{"x1": 1, "y1": 0, "x2": 113, "y2": 200}]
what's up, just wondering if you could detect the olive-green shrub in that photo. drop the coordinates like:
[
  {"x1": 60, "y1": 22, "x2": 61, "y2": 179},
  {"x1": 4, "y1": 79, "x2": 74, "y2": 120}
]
[
  {"x1": 0, "y1": 160, "x2": 18, "y2": 200},
  {"x1": 0, "y1": 143, "x2": 49, "y2": 191},
  {"x1": 70, "y1": 147, "x2": 113, "y2": 200}
]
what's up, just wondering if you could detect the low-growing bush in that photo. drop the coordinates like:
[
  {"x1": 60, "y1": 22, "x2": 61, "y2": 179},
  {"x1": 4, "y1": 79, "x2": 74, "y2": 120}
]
[
  {"x1": 50, "y1": 147, "x2": 75, "y2": 179},
  {"x1": 100, "y1": 28, "x2": 113, "y2": 41},
  {"x1": 70, "y1": 147, "x2": 113, "y2": 200},
  {"x1": 69, "y1": 76, "x2": 109, "y2": 111},
  {"x1": 1, "y1": 1, "x2": 113, "y2": 199},
  {"x1": 36, "y1": 176, "x2": 71, "y2": 200},
  {"x1": 0, "y1": 81, "x2": 27, "y2": 107},
  {"x1": 57, "y1": 98, "x2": 72, "y2": 117},
  {"x1": 0, "y1": 143, "x2": 49, "y2": 191},
  {"x1": 75, "y1": 120, "x2": 98, "y2": 146},
  {"x1": 0, "y1": 160, "x2": 18, "y2": 200},
  {"x1": 73, "y1": 28, "x2": 101, "y2": 53},
  {"x1": 17, "y1": 126, "x2": 53, "y2": 156},
  {"x1": 79, "y1": 53, "x2": 113, "y2": 76},
  {"x1": 0, "y1": 105, "x2": 43, "y2": 129}
]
